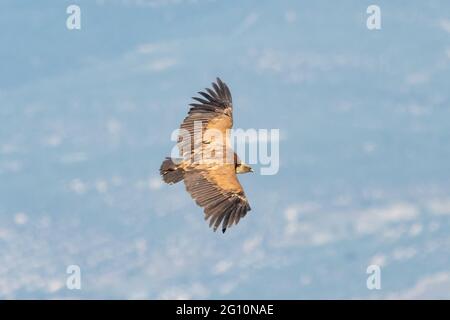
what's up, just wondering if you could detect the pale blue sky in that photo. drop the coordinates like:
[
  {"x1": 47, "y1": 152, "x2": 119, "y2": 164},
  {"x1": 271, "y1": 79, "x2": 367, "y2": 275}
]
[{"x1": 1, "y1": 0, "x2": 450, "y2": 299}]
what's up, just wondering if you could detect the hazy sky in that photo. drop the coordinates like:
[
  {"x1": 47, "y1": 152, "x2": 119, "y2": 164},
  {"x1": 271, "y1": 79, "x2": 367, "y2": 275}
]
[{"x1": 1, "y1": 0, "x2": 450, "y2": 299}]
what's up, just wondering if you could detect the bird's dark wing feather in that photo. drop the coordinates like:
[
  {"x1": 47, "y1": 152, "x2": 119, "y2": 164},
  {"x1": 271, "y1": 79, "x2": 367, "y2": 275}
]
[
  {"x1": 183, "y1": 165, "x2": 251, "y2": 233},
  {"x1": 178, "y1": 78, "x2": 233, "y2": 161}
]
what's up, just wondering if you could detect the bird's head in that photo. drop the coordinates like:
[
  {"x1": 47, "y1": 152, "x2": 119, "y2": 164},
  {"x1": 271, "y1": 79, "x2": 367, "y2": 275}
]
[{"x1": 236, "y1": 163, "x2": 254, "y2": 174}]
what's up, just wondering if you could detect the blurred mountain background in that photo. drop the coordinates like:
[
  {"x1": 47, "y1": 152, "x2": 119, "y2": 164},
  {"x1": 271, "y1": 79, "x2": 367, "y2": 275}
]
[{"x1": 1, "y1": 0, "x2": 450, "y2": 299}]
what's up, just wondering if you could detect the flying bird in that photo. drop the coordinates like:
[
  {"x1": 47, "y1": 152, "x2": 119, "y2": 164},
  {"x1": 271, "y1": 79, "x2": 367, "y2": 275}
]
[{"x1": 160, "y1": 78, "x2": 252, "y2": 233}]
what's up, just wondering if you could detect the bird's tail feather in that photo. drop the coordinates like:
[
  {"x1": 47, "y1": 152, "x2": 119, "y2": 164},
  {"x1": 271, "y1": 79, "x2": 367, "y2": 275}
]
[{"x1": 160, "y1": 157, "x2": 184, "y2": 184}]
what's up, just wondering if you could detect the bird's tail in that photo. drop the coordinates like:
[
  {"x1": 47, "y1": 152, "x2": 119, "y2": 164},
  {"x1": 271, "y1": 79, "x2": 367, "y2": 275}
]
[{"x1": 160, "y1": 157, "x2": 185, "y2": 184}]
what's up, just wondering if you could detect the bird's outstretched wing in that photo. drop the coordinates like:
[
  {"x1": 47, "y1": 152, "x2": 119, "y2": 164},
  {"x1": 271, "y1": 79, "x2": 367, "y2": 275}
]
[
  {"x1": 177, "y1": 78, "x2": 233, "y2": 162},
  {"x1": 183, "y1": 164, "x2": 251, "y2": 233}
]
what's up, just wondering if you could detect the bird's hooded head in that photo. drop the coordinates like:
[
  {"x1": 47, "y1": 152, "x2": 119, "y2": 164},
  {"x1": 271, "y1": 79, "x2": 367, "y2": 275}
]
[{"x1": 235, "y1": 162, "x2": 254, "y2": 174}]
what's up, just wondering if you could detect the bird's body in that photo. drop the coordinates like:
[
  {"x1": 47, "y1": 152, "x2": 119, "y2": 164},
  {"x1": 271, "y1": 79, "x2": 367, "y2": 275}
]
[{"x1": 160, "y1": 78, "x2": 252, "y2": 233}]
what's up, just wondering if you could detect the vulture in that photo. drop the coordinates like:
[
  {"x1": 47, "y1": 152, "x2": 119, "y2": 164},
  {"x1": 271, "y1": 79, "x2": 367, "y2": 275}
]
[{"x1": 160, "y1": 78, "x2": 252, "y2": 233}]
